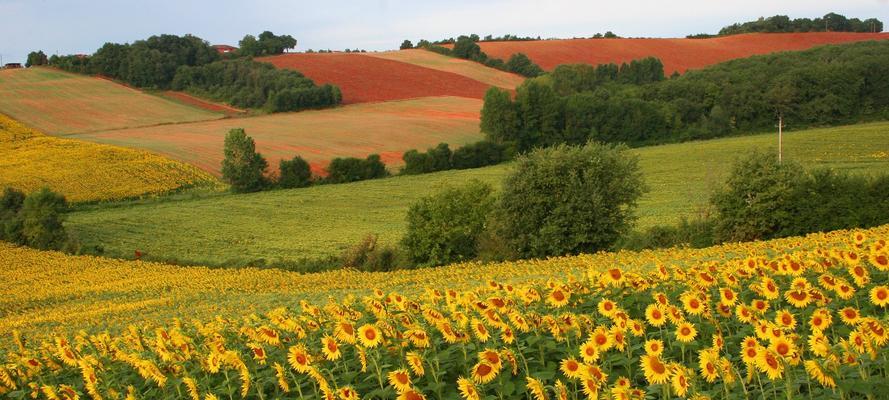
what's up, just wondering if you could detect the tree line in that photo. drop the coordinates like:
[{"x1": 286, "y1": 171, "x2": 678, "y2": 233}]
[
  {"x1": 44, "y1": 32, "x2": 340, "y2": 113},
  {"x1": 688, "y1": 12, "x2": 883, "y2": 38},
  {"x1": 401, "y1": 34, "x2": 544, "y2": 78},
  {"x1": 480, "y1": 40, "x2": 889, "y2": 153}
]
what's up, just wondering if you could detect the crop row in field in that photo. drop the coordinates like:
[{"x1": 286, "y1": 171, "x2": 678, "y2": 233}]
[
  {"x1": 65, "y1": 121, "x2": 889, "y2": 264},
  {"x1": 1, "y1": 225, "x2": 886, "y2": 399},
  {"x1": 71, "y1": 96, "x2": 484, "y2": 176},
  {"x1": 471, "y1": 32, "x2": 889, "y2": 73},
  {"x1": 0, "y1": 114, "x2": 220, "y2": 203},
  {"x1": 0, "y1": 68, "x2": 222, "y2": 135}
]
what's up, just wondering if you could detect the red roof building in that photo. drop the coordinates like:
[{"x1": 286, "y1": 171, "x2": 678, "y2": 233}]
[{"x1": 212, "y1": 45, "x2": 238, "y2": 54}]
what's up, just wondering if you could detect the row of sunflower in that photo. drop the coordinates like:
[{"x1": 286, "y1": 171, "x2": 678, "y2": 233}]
[
  {"x1": 0, "y1": 114, "x2": 220, "y2": 203},
  {"x1": 1, "y1": 227, "x2": 888, "y2": 399}
]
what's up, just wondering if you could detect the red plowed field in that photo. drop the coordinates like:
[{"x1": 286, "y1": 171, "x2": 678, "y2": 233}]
[
  {"x1": 471, "y1": 32, "x2": 889, "y2": 74},
  {"x1": 258, "y1": 53, "x2": 493, "y2": 104}
]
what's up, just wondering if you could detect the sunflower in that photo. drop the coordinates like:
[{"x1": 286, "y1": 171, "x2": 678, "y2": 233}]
[
  {"x1": 580, "y1": 377, "x2": 599, "y2": 399},
  {"x1": 755, "y1": 349, "x2": 784, "y2": 380},
  {"x1": 681, "y1": 294, "x2": 706, "y2": 316},
  {"x1": 408, "y1": 329, "x2": 431, "y2": 348},
  {"x1": 783, "y1": 289, "x2": 812, "y2": 308},
  {"x1": 698, "y1": 349, "x2": 720, "y2": 383},
  {"x1": 590, "y1": 327, "x2": 613, "y2": 351},
  {"x1": 597, "y1": 299, "x2": 619, "y2": 317},
  {"x1": 321, "y1": 335, "x2": 341, "y2": 361},
  {"x1": 477, "y1": 349, "x2": 503, "y2": 373},
  {"x1": 358, "y1": 324, "x2": 382, "y2": 348},
  {"x1": 471, "y1": 362, "x2": 498, "y2": 384},
  {"x1": 457, "y1": 377, "x2": 480, "y2": 400},
  {"x1": 287, "y1": 344, "x2": 312, "y2": 373},
  {"x1": 560, "y1": 358, "x2": 583, "y2": 379},
  {"x1": 807, "y1": 333, "x2": 830, "y2": 357},
  {"x1": 769, "y1": 336, "x2": 795, "y2": 360},
  {"x1": 804, "y1": 360, "x2": 836, "y2": 388},
  {"x1": 602, "y1": 268, "x2": 625, "y2": 286},
  {"x1": 396, "y1": 389, "x2": 426, "y2": 400},
  {"x1": 547, "y1": 288, "x2": 570, "y2": 308},
  {"x1": 526, "y1": 377, "x2": 547, "y2": 400},
  {"x1": 719, "y1": 288, "x2": 737, "y2": 306},
  {"x1": 751, "y1": 299, "x2": 769, "y2": 314},
  {"x1": 675, "y1": 322, "x2": 697, "y2": 343},
  {"x1": 774, "y1": 310, "x2": 796, "y2": 330},
  {"x1": 247, "y1": 343, "x2": 267, "y2": 365},
  {"x1": 735, "y1": 304, "x2": 755, "y2": 323},
  {"x1": 337, "y1": 386, "x2": 360, "y2": 400},
  {"x1": 835, "y1": 282, "x2": 856, "y2": 300},
  {"x1": 839, "y1": 307, "x2": 861, "y2": 326},
  {"x1": 869, "y1": 286, "x2": 889, "y2": 307},
  {"x1": 761, "y1": 277, "x2": 780, "y2": 300},
  {"x1": 848, "y1": 264, "x2": 870, "y2": 287},
  {"x1": 272, "y1": 362, "x2": 290, "y2": 393},
  {"x1": 335, "y1": 322, "x2": 356, "y2": 344},
  {"x1": 644, "y1": 339, "x2": 664, "y2": 356},
  {"x1": 865, "y1": 319, "x2": 888, "y2": 346},
  {"x1": 640, "y1": 354, "x2": 670, "y2": 385},
  {"x1": 388, "y1": 369, "x2": 412, "y2": 393},
  {"x1": 405, "y1": 352, "x2": 424, "y2": 376},
  {"x1": 671, "y1": 366, "x2": 691, "y2": 397},
  {"x1": 554, "y1": 380, "x2": 568, "y2": 400},
  {"x1": 848, "y1": 330, "x2": 869, "y2": 354},
  {"x1": 870, "y1": 252, "x2": 889, "y2": 270},
  {"x1": 740, "y1": 343, "x2": 761, "y2": 366},
  {"x1": 472, "y1": 319, "x2": 491, "y2": 342},
  {"x1": 644, "y1": 304, "x2": 667, "y2": 327},
  {"x1": 183, "y1": 377, "x2": 200, "y2": 400},
  {"x1": 809, "y1": 309, "x2": 832, "y2": 332}
]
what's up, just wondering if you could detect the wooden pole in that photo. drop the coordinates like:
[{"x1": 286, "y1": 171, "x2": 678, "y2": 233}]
[{"x1": 778, "y1": 114, "x2": 783, "y2": 164}]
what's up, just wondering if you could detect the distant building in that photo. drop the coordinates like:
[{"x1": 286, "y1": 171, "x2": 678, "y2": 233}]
[
  {"x1": 212, "y1": 45, "x2": 238, "y2": 54},
  {"x1": 3, "y1": 63, "x2": 23, "y2": 69}
]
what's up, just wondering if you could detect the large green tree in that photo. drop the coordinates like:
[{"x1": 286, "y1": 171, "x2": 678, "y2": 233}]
[
  {"x1": 496, "y1": 142, "x2": 645, "y2": 258},
  {"x1": 221, "y1": 128, "x2": 268, "y2": 193}
]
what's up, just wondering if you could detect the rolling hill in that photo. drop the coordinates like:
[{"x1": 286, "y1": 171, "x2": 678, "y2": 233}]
[
  {"x1": 71, "y1": 96, "x2": 484, "y2": 176},
  {"x1": 0, "y1": 68, "x2": 223, "y2": 135},
  {"x1": 66, "y1": 121, "x2": 889, "y2": 265},
  {"x1": 470, "y1": 32, "x2": 889, "y2": 73}
]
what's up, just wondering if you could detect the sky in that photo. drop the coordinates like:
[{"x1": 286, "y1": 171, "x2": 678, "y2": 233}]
[{"x1": 0, "y1": 0, "x2": 887, "y2": 64}]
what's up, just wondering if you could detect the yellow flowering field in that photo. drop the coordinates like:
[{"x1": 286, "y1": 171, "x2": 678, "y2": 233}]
[
  {"x1": 1, "y1": 225, "x2": 887, "y2": 399},
  {"x1": 0, "y1": 114, "x2": 220, "y2": 203}
]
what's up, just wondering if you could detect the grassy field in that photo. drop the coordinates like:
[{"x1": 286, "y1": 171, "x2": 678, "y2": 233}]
[
  {"x1": 0, "y1": 114, "x2": 220, "y2": 203},
  {"x1": 72, "y1": 96, "x2": 484, "y2": 175},
  {"x1": 0, "y1": 67, "x2": 222, "y2": 135},
  {"x1": 368, "y1": 49, "x2": 526, "y2": 90},
  {"x1": 66, "y1": 122, "x2": 889, "y2": 264}
]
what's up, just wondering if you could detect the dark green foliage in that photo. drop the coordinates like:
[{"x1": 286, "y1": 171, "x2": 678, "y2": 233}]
[
  {"x1": 783, "y1": 170, "x2": 889, "y2": 237},
  {"x1": 172, "y1": 59, "x2": 341, "y2": 111},
  {"x1": 401, "y1": 143, "x2": 452, "y2": 175},
  {"x1": 710, "y1": 151, "x2": 806, "y2": 242},
  {"x1": 20, "y1": 188, "x2": 69, "y2": 250},
  {"x1": 341, "y1": 234, "x2": 403, "y2": 272},
  {"x1": 505, "y1": 53, "x2": 544, "y2": 77},
  {"x1": 451, "y1": 141, "x2": 506, "y2": 170},
  {"x1": 325, "y1": 154, "x2": 388, "y2": 184},
  {"x1": 25, "y1": 51, "x2": 48, "y2": 67},
  {"x1": 238, "y1": 31, "x2": 297, "y2": 57},
  {"x1": 277, "y1": 156, "x2": 312, "y2": 189},
  {"x1": 402, "y1": 181, "x2": 496, "y2": 266},
  {"x1": 222, "y1": 129, "x2": 269, "y2": 193},
  {"x1": 452, "y1": 36, "x2": 483, "y2": 60},
  {"x1": 618, "y1": 215, "x2": 716, "y2": 250},
  {"x1": 482, "y1": 41, "x2": 889, "y2": 150},
  {"x1": 400, "y1": 40, "x2": 414, "y2": 50},
  {"x1": 496, "y1": 142, "x2": 646, "y2": 259},
  {"x1": 718, "y1": 12, "x2": 883, "y2": 36},
  {"x1": 0, "y1": 188, "x2": 25, "y2": 244}
]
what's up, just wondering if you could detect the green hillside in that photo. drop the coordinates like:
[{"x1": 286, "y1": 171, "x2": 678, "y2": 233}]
[{"x1": 67, "y1": 122, "x2": 889, "y2": 265}]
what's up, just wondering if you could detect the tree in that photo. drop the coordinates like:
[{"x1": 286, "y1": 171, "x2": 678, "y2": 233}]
[
  {"x1": 222, "y1": 128, "x2": 268, "y2": 193},
  {"x1": 710, "y1": 151, "x2": 805, "y2": 242},
  {"x1": 480, "y1": 87, "x2": 520, "y2": 145},
  {"x1": 402, "y1": 181, "x2": 495, "y2": 266},
  {"x1": 496, "y1": 142, "x2": 646, "y2": 258},
  {"x1": 505, "y1": 53, "x2": 544, "y2": 77},
  {"x1": 0, "y1": 188, "x2": 25, "y2": 244},
  {"x1": 452, "y1": 36, "x2": 482, "y2": 60},
  {"x1": 278, "y1": 156, "x2": 312, "y2": 188},
  {"x1": 400, "y1": 40, "x2": 414, "y2": 50},
  {"x1": 20, "y1": 188, "x2": 69, "y2": 250},
  {"x1": 326, "y1": 154, "x2": 388, "y2": 183},
  {"x1": 25, "y1": 51, "x2": 48, "y2": 67}
]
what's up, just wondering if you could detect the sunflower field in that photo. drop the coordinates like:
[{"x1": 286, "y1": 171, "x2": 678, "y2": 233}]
[
  {"x1": 0, "y1": 114, "x2": 220, "y2": 203},
  {"x1": 1, "y1": 225, "x2": 888, "y2": 399}
]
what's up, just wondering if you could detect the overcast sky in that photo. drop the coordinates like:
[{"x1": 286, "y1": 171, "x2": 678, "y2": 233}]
[{"x1": 1, "y1": 0, "x2": 887, "y2": 63}]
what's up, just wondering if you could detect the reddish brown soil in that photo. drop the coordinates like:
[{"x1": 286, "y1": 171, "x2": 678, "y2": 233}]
[
  {"x1": 160, "y1": 91, "x2": 245, "y2": 115},
  {"x1": 257, "y1": 53, "x2": 494, "y2": 104},
  {"x1": 469, "y1": 32, "x2": 889, "y2": 74}
]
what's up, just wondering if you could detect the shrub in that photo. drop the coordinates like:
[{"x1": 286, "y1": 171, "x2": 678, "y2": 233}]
[
  {"x1": 341, "y1": 234, "x2": 403, "y2": 272},
  {"x1": 399, "y1": 40, "x2": 414, "y2": 50},
  {"x1": 618, "y1": 215, "x2": 716, "y2": 251},
  {"x1": 505, "y1": 53, "x2": 544, "y2": 77},
  {"x1": 451, "y1": 141, "x2": 506, "y2": 169},
  {"x1": 277, "y1": 156, "x2": 312, "y2": 189},
  {"x1": 0, "y1": 188, "x2": 26, "y2": 244},
  {"x1": 326, "y1": 154, "x2": 388, "y2": 184},
  {"x1": 402, "y1": 181, "x2": 496, "y2": 266},
  {"x1": 20, "y1": 188, "x2": 69, "y2": 250},
  {"x1": 222, "y1": 128, "x2": 269, "y2": 193},
  {"x1": 496, "y1": 142, "x2": 646, "y2": 258},
  {"x1": 710, "y1": 151, "x2": 805, "y2": 243}
]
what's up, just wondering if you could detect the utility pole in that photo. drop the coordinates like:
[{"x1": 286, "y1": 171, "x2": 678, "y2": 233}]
[{"x1": 777, "y1": 114, "x2": 784, "y2": 164}]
